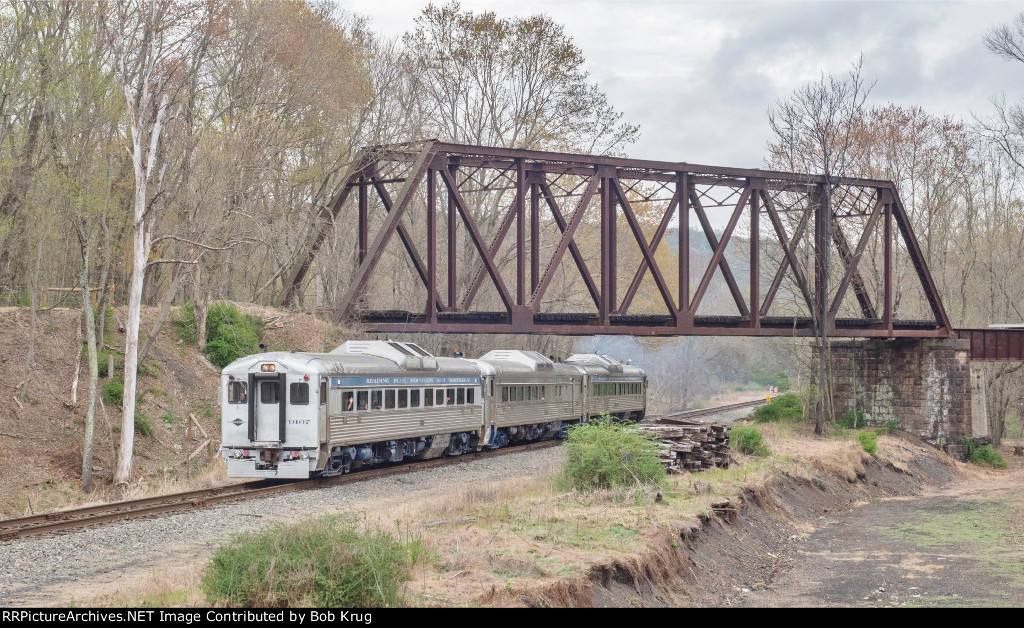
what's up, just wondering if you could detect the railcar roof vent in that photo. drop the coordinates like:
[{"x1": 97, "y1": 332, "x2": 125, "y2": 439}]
[
  {"x1": 330, "y1": 340, "x2": 437, "y2": 369},
  {"x1": 478, "y1": 350, "x2": 554, "y2": 370},
  {"x1": 564, "y1": 354, "x2": 625, "y2": 372}
]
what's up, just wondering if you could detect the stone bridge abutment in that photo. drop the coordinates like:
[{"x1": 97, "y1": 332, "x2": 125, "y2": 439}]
[{"x1": 824, "y1": 339, "x2": 987, "y2": 459}]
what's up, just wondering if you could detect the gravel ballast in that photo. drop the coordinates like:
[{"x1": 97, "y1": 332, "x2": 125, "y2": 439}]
[{"x1": 0, "y1": 446, "x2": 564, "y2": 606}]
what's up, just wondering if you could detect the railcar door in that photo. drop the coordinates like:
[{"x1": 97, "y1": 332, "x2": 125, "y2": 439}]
[{"x1": 251, "y1": 373, "x2": 286, "y2": 443}]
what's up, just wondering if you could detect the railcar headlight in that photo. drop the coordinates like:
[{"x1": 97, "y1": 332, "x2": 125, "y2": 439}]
[
  {"x1": 300, "y1": 451, "x2": 309, "y2": 460},
  {"x1": 232, "y1": 449, "x2": 241, "y2": 458}
]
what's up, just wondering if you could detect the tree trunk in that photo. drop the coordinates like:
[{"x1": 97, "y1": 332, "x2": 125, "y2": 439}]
[
  {"x1": 115, "y1": 168, "x2": 147, "y2": 487},
  {"x1": 78, "y1": 231, "x2": 98, "y2": 493},
  {"x1": 20, "y1": 234, "x2": 44, "y2": 403}
]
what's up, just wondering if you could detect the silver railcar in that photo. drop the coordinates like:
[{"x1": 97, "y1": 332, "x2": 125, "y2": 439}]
[{"x1": 220, "y1": 341, "x2": 646, "y2": 479}]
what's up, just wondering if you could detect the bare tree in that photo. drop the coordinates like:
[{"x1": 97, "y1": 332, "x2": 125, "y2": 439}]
[
  {"x1": 100, "y1": 0, "x2": 209, "y2": 487},
  {"x1": 767, "y1": 57, "x2": 873, "y2": 434}
]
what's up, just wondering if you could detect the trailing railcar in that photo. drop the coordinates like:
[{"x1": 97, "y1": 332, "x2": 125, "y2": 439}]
[
  {"x1": 219, "y1": 340, "x2": 646, "y2": 479},
  {"x1": 563, "y1": 353, "x2": 647, "y2": 421}
]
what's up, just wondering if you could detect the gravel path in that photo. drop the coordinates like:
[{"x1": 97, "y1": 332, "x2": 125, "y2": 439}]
[{"x1": 0, "y1": 446, "x2": 564, "y2": 606}]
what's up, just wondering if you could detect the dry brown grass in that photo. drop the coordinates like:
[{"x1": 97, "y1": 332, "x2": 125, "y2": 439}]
[{"x1": 45, "y1": 423, "x2": 973, "y2": 608}]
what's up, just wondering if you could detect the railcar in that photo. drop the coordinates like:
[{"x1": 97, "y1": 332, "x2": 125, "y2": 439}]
[{"x1": 219, "y1": 340, "x2": 646, "y2": 479}]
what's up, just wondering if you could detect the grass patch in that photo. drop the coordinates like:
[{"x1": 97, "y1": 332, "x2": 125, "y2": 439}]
[
  {"x1": 751, "y1": 393, "x2": 803, "y2": 423},
  {"x1": 135, "y1": 412, "x2": 153, "y2": 438},
  {"x1": 856, "y1": 430, "x2": 878, "y2": 455},
  {"x1": 731, "y1": 425, "x2": 770, "y2": 457},
  {"x1": 558, "y1": 418, "x2": 665, "y2": 491},
  {"x1": 965, "y1": 438, "x2": 1007, "y2": 469},
  {"x1": 161, "y1": 412, "x2": 174, "y2": 425},
  {"x1": 203, "y1": 302, "x2": 263, "y2": 368},
  {"x1": 201, "y1": 515, "x2": 422, "y2": 607},
  {"x1": 103, "y1": 377, "x2": 124, "y2": 406},
  {"x1": 875, "y1": 497, "x2": 1024, "y2": 591}
]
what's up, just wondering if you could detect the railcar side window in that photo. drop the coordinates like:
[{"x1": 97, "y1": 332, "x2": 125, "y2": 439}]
[
  {"x1": 227, "y1": 381, "x2": 247, "y2": 404},
  {"x1": 385, "y1": 390, "x2": 395, "y2": 409},
  {"x1": 446, "y1": 388, "x2": 455, "y2": 405},
  {"x1": 436, "y1": 389, "x2": 445, "y2": 406},
  {"x1": 357, "y1": 390, "x2": 368, "y2": 410},
  {"x1": 411, "y1": 389, "x2": 421, "y2": 407},
  {"x1": 342, "y1": 391, "x2": 355, "y2": 411},
  {"x1": 260, "y1": 381, "x2": 279, "y2": 404},
  {"x1": 320, "y1": 382, "x2": 327, "y2": 406},
  {"x1": 424, "y1": 389, "x2": 433, "y2": 407},
  {"x1": 289, "y1": 382, "x2": 309, "y2": 405},
  {"x1": 456, "y1": 388, "x2": 465, "y2": 404},
  {"x1": 501, "y1": 387, "x2": 508, "y2": 402},
  {"x1": 398, "y1": 389, "x2": 408, "y2": 409},
  {"x1": 467, "y1": 388, "x2": 475, "y2": 404},
  {"x1": 371, "y1": 390, "x2": 383, "y2": 410}
]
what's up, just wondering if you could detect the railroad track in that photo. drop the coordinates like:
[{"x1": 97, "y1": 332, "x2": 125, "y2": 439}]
[
  {"x1": 650, "y1": 398, "x2": 767, "y2": 423},
  {"x1": 0, "y1": 439, "x2": 561, "y2": 543},
  {"x1": 0, "y1": 398, "x2": 764, "y2": 542}
]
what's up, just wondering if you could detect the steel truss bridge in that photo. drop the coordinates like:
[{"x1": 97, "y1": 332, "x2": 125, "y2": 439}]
[{"x1": 284, "y1": 141, "x2": 1021, "y2": 361}]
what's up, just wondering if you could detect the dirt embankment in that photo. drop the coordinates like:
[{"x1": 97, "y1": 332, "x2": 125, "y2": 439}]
[
  {"x1": 0, "y1": 304, "x2": 352, "y2": 517},
  {"x1": 500, "y1": 430, "x2": 1024, "y2": 608},
  {"x1": 501, "y1": 432, "x2": 960, "y2": 607}
]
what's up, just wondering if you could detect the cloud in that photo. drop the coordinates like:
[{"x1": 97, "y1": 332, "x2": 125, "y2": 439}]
[{"x1": 344, "y1": 0, "x2": 1024, "y2": 168}]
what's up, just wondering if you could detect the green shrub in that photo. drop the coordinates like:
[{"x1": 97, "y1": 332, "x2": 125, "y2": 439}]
[
  {"x1": 856, "y1": 431, "x2": 877, "y2": 455},
  {"x1": 731, "y1": 425, "x2": 770, "y2": 457},
  {"x1": 201, "y1": 515, "x2": 419, "y2": 607},
  {"x1": 173, "y1": 301, "x2": 198, "y2": 345},
  {"x1": 135, "y1": 412, "x2": 153, "y2": 438},
  {"x1": 82, "y1": 346, "x2": 122, "y2": 378},
  {"x1": 749, "y1": 365, "x2": 791, "y2": 392},
  {"x1": 965, "y1": 438, "x2": 1007, "y2": 469},
  {"x1": 751, "y1": 393, "x2": 803, "y2": 423},
  {"x1": 838, "y1": 411, "x2": 867, "y2": 429},
  {"x1": 558, "y1": 418, "x2": 665, "y2": 491},
  {"x1": 162, "y1": 412, "x2": 175, "y2": 425},
  {"x1": 103, "y1": 377, "x2": 124, "y2": 406},
  {"x1": 203, "y1": 302, "x2": 263, "y2": 368}
]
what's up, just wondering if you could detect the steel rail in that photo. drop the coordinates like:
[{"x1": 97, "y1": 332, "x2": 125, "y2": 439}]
[
  {"x1": 0, "y1": 440, "x2": 561, "y2": 543},
  {"x1": 651, "y1": 398, "x2": 768, "y2": 422}
]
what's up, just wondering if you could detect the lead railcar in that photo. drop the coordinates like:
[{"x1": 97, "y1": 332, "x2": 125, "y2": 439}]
[{"x1": 220, "y1": 340, "x2": 646, "y2": 479}]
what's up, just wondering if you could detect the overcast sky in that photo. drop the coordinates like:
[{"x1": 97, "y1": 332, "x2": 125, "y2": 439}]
[{"x1": 344, "y1": 0, "x2": 1024, "y2": 169}]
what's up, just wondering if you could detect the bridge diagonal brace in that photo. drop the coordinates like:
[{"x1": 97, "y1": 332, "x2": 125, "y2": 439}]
[
  {"x1": 619, "y1": 187, "x2": 680, "y2": 313},
  {"x1": 828, "y1": 195, "x2": 884, "y2": 321},
  {"x1": 889, "y1": 189, "x2": 952, "y2": 333},
  {"x1": 689, "y1": 186, "x2": 752, "y2": 316},
  {"x1": 830, "y1": 211, "x2": 878, "y2": 319},
  {"x1": 281, "y1": 150, "x2": 375, "y2": 306},
  {"x1": 538, "y1": 181, "x2": 602, "y2": 312},
  {"x1": 370, "y1": 174, "x2": 445, "y2": 314},
  {"x1": 760, "y1": 190, "x2": 814, "y2": 317},
  {"x1": 611, "y1": 178, "x2": 678, "y2": 318},
  {"x1": 438, "y1": 167, "x2": 515, "y2": 312},
  {"x1": 530, "y1": 175, "x2": 600, "y2": 312},
  {"x1": 338, "y1": 145, "x2": 435, "y2": 317},
  {"x1": 460, "y1": 195, "x2": 519, "y2": 312}
]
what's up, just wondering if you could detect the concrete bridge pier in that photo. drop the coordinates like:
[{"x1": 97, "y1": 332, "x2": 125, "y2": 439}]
[{"x1": 823, "y1": 339, "x2": 988, "y2": 459}]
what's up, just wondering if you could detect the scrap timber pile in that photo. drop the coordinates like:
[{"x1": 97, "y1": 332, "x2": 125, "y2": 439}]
[{"x1": 639, "y1": 419, "x2": 730, "y2": 473}]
